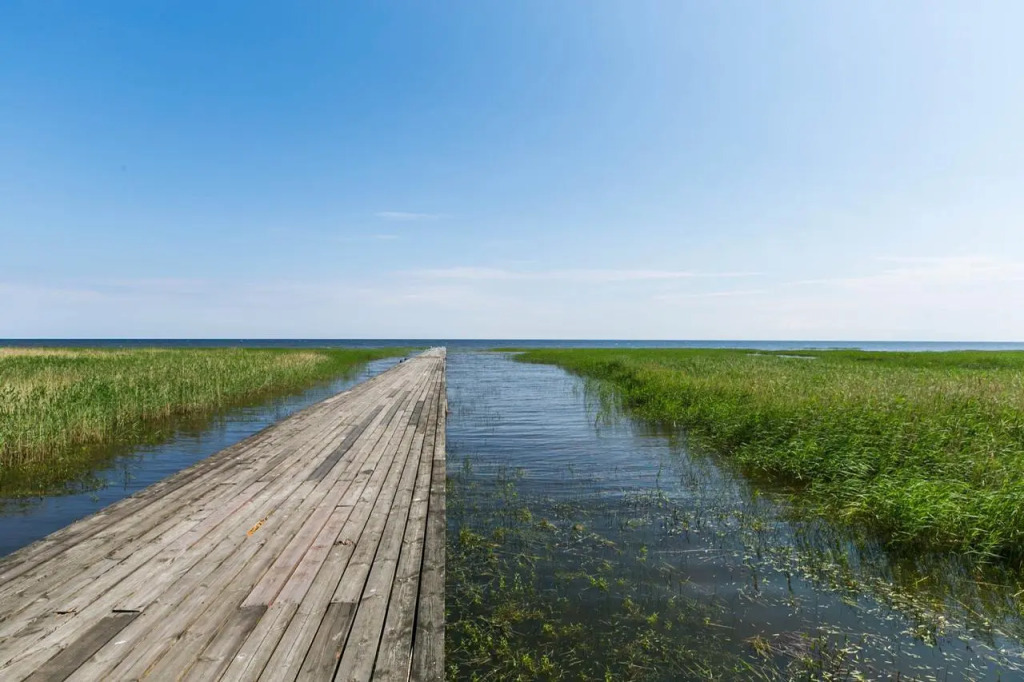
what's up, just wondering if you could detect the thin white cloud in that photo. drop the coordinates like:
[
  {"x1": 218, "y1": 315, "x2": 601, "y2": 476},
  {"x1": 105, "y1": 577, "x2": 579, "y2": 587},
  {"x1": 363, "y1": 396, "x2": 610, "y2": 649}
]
[
  {"x1": 788, "y1": 255, "x2": 1024, "y2": 289},
  {"x1": 0, "y1": 281, "x2": 105, "y2": 305},
  {"x1": 5, "y1": 259, "x2": 1023, "y2": 339},
  {"x1": 0, "y1": 278, "x2": 214, "y2": 301},
  {"x1": 410, "y1": 267, "x2": 759, "y2": 282},
  {"x1": 374, "y1": 211, "x2": 442, "y2": 221},
  {"x1": 655, "y1": 289, "x2": 768, "y2": 302},
  {"x1": 102, "y1": 278, "x2": 210, "y2": 295},
  {"x1": 335, "y1": 234, "x2": 401, "y2": 243}
]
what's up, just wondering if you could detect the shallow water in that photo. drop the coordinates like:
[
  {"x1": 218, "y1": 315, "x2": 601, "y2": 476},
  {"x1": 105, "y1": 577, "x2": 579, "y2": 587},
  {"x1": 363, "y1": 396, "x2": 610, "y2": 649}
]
[
  {"x1": 0, "y1": 356, "x2": 403, "y2": 558},
  {"x1": 446, "y1": 352, "x2": 1024, "y2": 680}
]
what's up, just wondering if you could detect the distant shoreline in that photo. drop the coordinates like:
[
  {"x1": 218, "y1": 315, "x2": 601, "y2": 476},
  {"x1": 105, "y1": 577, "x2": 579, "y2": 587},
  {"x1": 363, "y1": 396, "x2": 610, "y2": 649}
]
[{"x1": 2, "y1": 339, "x2": 1023, "y2": 352}]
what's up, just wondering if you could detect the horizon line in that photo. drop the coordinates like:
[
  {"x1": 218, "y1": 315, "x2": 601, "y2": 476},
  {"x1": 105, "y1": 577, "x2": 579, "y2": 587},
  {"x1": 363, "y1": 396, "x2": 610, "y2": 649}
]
[{"x1": 1, "y1": 337, "x2": 1022, "y2": 344}]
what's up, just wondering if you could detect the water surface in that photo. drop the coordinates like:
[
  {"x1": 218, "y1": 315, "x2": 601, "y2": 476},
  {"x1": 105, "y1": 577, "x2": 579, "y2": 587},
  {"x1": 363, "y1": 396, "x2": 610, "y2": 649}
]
[{"x1": 446, "y1": 352, "x2": 1024, "y2": 679}]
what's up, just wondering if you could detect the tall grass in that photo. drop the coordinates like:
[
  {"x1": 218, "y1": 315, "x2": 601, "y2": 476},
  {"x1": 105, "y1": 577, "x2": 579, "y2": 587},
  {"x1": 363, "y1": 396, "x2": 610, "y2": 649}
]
[
  {"x1": 0, "y1": 347, "x2": 402, "y2": 496},
  {"x1": 514, "y1": 349, "x2": 1024, "y2": 567}
]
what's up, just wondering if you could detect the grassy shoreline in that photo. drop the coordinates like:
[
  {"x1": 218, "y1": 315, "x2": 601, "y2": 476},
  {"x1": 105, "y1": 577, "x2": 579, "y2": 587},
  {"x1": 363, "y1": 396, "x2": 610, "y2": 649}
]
[
  {"x1": 0, "y1": 347, "x2": 404, "y2": 497},
  {"x1": 512, "y1": 348, "x2": 1024, "y2": 567}
]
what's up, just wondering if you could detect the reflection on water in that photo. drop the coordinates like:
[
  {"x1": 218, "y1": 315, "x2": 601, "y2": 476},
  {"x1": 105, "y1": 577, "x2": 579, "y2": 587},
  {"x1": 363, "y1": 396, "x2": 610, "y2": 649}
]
[
  {"x1": 446, "y1": 352, "x2": 1024, "y2": 680},
  {"x1": 0, "y1": 356, "x2": 402, "y2": 558}
]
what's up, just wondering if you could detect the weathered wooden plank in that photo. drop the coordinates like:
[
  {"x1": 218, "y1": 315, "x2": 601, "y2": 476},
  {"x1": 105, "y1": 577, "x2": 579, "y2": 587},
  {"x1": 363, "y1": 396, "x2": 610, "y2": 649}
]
[
  {"x1": 0, "y1": 390, "x2": 370, "y2": 666},
  {"x1": 1, "y1": 375, "x2": 398, "y2": 675},
  {"x1": 109, "y1": 364, "x2": 434, "y2": 679},
  {"x1": 243, "y1": 392, "x2": 419, "y2": 611},
  {"x1": 308, "y1": 405, "x2": 385, "y2": 482},
  {"x1": 214, "y1": 386, "x2": 425, "y2": 682},
  {"x1": 21, "y1": 612, "x2": 138, "y2": 682},
  {"x1": 373, "y1": 368, "x2": 441, "y2": 680},
  {"x1": 180, "y1": 605, "x2": 268, "y2": 682},
  {"x1": 412, "y1": 359, "x2": 447, "y2": 682},
  {"x1": 99, "y1": 393, "x2": 404, "y2": 679},
  {"x1": 210, "y1": 602, "x2": 298, "y2": 682},
  {"x1": 258, "y1": 371, "x2": 438, "y2": 682},
  {"x1": 298, "y1": 601, "x2": 356, "y2": 681},
  {"x1": 332, "y1": 379, "x2": 437, "y2": 681},
  {"x1": 0, "y1": 349, "x2": 447, "y2": 682},
  {"x1": 290, "y1": 378, "x2": 434, "y2": 675}
]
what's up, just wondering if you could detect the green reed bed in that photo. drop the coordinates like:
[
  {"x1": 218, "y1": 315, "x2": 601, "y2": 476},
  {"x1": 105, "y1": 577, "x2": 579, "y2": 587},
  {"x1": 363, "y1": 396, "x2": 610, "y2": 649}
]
[
  {"x1": 512, "y1": 349, "x2": 1024, "y2": 567},
  {"x1": 0, "y1": 347, "x2": 403, "y2": 496}
]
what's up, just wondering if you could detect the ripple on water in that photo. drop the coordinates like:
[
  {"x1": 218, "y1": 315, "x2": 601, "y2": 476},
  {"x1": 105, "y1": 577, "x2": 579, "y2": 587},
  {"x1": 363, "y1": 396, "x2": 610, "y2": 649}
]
[{"x1": 446, "y1": 351, "x2": 1024, "y2": 680}]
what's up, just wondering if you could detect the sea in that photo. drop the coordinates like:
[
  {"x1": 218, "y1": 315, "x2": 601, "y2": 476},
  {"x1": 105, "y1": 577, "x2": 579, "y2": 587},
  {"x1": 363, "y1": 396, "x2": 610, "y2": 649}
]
[{"x1": 2, "y1": 338, "x2": 1024, "y2": 351}]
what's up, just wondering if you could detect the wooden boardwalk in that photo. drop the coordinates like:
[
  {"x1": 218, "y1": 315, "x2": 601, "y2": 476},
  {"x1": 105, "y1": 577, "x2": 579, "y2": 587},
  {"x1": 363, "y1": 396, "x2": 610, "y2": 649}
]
[{"x1": 0, "y1": 348, "x2": 447, "y2": 682}]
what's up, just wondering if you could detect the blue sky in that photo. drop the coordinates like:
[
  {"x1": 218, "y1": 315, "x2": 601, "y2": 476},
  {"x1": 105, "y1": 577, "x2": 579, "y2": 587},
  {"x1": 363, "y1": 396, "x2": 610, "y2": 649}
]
[{"x1": 2, "y1": 1, "x2": 1022, "y2": 339}]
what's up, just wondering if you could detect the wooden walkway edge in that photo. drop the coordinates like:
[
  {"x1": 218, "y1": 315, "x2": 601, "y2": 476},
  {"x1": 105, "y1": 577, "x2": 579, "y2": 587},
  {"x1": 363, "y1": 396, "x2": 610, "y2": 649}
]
[{"x1": 0, "y1": 348, "x2": 447, "y2": 682}]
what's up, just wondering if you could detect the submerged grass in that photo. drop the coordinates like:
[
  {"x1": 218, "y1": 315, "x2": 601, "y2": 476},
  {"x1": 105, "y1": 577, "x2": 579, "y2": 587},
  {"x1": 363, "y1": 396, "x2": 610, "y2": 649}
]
[
  {"x1": 512, "y1": 349, "x2": 1024, "y2": 567},
  {"x1": 447, "y1": 460, "x2": 891, "y2": 681},
  {"x1": 0, "y1": 347, "x2": 403, "y2": 496}
]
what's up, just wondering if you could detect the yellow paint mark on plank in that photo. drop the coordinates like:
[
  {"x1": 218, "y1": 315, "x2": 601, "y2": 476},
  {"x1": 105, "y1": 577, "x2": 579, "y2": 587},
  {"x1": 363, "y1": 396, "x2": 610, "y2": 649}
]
[{"x1": 247, "y1": 515, "x2": 271, "y2": 536}]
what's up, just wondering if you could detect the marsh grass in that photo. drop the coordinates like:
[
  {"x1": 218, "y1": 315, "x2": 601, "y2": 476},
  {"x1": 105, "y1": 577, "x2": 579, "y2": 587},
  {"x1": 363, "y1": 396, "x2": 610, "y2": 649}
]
[
  {"x1": 513, "y1": 349, "x2": 1024, "y2": 567},
  {"x1": 0, "y1": 347, "x2": 403, "y2": 496}
]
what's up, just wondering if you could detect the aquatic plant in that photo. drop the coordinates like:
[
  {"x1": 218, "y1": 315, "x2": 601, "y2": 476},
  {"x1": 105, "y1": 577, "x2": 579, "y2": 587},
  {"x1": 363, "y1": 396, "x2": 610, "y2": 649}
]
[{"x1": 444, "y1": 457, "x2": 922, "y2": 681}]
